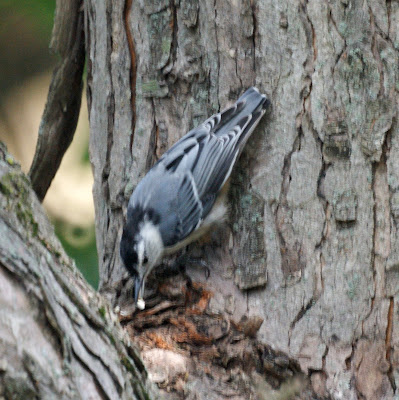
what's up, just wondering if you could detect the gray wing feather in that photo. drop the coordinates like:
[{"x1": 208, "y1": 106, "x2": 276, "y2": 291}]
[
  {"x1": 131, "y1": 87, "x2": 269, "y2": 247},
  {"x1": 176, "y1": 174, "x2": 203, "y2": 239}
]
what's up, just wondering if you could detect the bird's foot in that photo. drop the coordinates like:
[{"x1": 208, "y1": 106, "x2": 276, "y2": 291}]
[{"x1": 174, "y1": 254, "x2": 210, "y2": 280}]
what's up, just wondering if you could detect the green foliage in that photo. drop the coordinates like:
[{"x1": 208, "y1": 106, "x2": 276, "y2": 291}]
[
  {"x1": 54, "y1": 220, "x2": 99, "y2": 289},
  {"x1": 0, "y1": 0, "x2": 55, "y2": 40},
  {"x1": 80, "y1": 141, "x2": 91, "y2": 165}
]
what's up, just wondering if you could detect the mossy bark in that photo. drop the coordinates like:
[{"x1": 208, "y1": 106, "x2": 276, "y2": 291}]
[{"x1": 0, "y1": 143, "x2": 156, "y2": 399}]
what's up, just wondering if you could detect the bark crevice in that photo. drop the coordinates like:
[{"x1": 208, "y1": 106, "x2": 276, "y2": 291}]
[{"x1": 124, "y1": 0, "x2": 137, "y2": 153}]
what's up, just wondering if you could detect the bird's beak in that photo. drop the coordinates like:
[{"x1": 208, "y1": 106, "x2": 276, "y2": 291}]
[{"x1": 134, "y1": 275, "x2": 143, "y2": 303}]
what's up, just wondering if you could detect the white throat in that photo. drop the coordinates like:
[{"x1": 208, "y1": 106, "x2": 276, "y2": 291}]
[{"x1": 141, "y1": 220, "x2": 164, "y2": 266}]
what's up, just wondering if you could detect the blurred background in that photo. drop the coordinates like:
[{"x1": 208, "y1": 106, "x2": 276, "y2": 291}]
[{"x1": 0, "y1": 0, "x2": 99, "y2": 288}]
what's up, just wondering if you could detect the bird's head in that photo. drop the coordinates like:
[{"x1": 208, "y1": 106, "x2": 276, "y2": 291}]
[{"x1": 120, "y1": 206, "x2": 164, "y2": 304}]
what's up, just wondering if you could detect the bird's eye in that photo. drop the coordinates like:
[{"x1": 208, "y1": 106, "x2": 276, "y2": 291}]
[{"x1": 143, "y1": 256, "x2": 148, "y2": 264}]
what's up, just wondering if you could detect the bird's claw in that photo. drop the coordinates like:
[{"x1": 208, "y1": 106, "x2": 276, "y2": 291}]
[{"x1": 175, "y1": 255, "x2": 210, "y2": 280}]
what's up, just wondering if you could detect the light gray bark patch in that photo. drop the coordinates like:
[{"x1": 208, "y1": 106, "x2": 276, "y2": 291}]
[
  {"x1": 140, "y1": 4, "x2": 176, "y2": 98},
  {"x1": 276, "y1": 203, "x2": 306, "y2": 283},
  {"x1": 148, "y1": 8, "x2": 173, "y2": 70},
  {"x1": 333, "y1": 189, "x2": 358, "y2": 224},
  {"x1": 180, "y1": 0, "x2": 199, "y2": 28},
  {"x1": 142, "y1": 0, "x2": 170, "y2": 16},
  {"x1": 141, "y1": 79, "x2": 169, "y2": 98},
  {"x1": 361, "y1": 98, "x2": 394, "y2": 161},
  {"x1": 275, "y1": 131, "x2": 306, "y2": 283},
  {"x1": 230, "y1": 169, "x2": 267, "y2": 290}
]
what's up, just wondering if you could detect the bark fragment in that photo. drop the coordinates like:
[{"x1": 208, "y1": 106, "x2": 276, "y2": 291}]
[{"x1": 122, "y1": 271, "x2": 317, "y2": 399}]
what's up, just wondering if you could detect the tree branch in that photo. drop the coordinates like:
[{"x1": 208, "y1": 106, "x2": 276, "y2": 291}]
[{"x1": 29, "y1": 0, "x2": 85, "y2": 202}]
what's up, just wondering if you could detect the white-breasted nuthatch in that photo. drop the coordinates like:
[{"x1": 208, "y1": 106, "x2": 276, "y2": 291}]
[{"x1": 120, "y1": 87, "x2": 270, "y2": 309}]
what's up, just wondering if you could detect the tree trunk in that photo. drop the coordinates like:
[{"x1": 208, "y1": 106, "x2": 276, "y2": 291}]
[
  {"x1": 87, "y1": 0, "x2": 399, "y2": 399},
  {"x1": 0, "y1": 144, "x2": 156, "y2": 399}
]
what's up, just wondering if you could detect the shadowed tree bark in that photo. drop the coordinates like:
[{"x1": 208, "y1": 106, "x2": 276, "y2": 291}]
[{"x1": 86, "y1": 0, "x2": 399, "y2": 399}]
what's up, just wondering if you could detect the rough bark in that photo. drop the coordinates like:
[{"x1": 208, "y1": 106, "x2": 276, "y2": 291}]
[
  {"x1": 0, "y1": 143, "x2": 156, "y2": 399},
  {"x1": 29, "y1": 0, "x2": 85, "y2": 202},
  {"x1": 87, "y1": 0, "x2": 399, "y2": 399}
]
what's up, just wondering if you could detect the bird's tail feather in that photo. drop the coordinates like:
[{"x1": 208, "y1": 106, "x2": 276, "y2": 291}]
[
  {"x1": 214, "y1": 87, "x2": 269, "y2": 149},
  {"x1": 214, "y1": 87, "x2": 270, "y2": 144}
]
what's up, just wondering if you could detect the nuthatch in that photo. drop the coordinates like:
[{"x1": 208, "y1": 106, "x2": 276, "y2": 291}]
[{"x1": 120, "y1": 87, "x2": 269, "y2": 309}]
